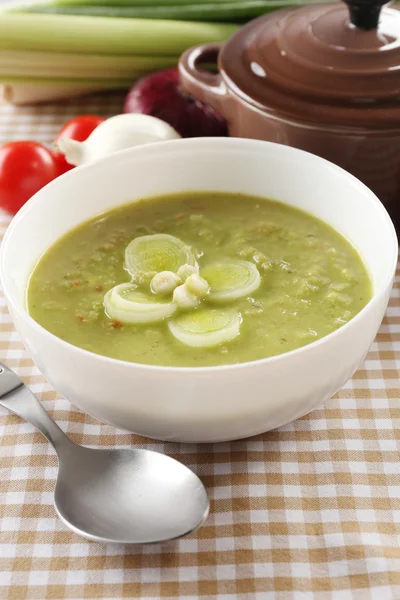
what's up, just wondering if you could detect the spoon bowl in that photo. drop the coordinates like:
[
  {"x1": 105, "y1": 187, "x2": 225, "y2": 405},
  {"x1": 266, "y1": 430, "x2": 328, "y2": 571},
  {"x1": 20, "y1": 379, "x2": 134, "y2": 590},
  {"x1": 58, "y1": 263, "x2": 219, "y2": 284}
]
[
  {"x1": 0, "y1": 363, "x2": 209, "y2": 544},
  {"x1": 55, "y1": 445, "x2": 209, "y2": 544}
]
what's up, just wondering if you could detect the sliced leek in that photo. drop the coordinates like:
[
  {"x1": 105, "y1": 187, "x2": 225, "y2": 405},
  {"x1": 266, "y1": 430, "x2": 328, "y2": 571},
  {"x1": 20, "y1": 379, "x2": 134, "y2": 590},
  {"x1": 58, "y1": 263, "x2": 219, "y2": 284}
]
[
  {"x1": 104, "y1": 283, "x2": 176, "y2": 324},
  {"x1": 125, "y1": 234, "x2": 196, "y2": 277},
  {"x1": 168, "y1": 308, "x2": 241, "y2": 348},
  {"x1": 201, "y1": 259, "x2": 261, "y2": 303}
]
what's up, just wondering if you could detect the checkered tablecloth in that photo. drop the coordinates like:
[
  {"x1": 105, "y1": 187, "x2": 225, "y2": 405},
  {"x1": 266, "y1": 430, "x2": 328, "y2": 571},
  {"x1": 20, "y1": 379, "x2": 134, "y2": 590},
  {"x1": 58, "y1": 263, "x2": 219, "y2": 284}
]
[{"x1": 0, "y1": 92, "x2": 400, "y2": 600}]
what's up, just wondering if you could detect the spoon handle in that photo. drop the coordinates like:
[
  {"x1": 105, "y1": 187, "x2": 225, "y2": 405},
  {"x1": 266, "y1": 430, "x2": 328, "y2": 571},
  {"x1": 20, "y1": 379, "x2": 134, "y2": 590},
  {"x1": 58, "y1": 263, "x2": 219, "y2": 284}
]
[{"x1": 0, "y1": 361, "x2": 74, "y2": 454}]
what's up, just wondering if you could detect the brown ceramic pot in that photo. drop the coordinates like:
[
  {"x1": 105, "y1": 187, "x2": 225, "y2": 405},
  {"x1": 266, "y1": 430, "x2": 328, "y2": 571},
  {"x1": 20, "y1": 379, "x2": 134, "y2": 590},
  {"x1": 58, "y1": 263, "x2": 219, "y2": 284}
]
[{"x1": 179, "y1": 0, "x2": 400, "y2": 231}]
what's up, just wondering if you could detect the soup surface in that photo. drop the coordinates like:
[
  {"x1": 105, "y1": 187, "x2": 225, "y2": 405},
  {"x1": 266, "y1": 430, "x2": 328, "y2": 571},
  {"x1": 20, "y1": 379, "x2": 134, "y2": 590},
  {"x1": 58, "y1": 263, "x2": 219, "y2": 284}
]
[{"x1": 27, "y1": 192, "x2": 371, "y2": 367}]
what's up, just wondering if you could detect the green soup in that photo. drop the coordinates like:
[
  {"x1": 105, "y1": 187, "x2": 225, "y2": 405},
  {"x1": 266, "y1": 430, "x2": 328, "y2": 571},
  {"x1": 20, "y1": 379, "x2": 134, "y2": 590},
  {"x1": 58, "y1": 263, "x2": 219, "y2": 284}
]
[{"x1": 27, "y1": 192, "x2": 371, "y2": 367}]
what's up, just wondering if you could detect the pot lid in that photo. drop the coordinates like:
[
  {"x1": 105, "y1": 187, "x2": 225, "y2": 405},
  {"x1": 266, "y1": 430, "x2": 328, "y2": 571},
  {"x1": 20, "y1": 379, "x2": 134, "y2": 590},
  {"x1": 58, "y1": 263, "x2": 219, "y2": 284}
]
[{"x1": 220, "y1": 0, "x2": 400, "y2": 129}]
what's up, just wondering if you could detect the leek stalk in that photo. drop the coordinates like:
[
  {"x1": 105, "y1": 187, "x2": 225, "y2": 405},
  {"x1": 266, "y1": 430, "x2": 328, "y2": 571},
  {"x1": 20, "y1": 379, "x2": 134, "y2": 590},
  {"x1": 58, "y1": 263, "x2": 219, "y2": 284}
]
[
  {"x1": 0, "y1": 75, "x2": 134, "y2": 87},
  {"x1": 0, "y1": 50, "x2": 178, "y2": 79},
  {"x1": 18, "y1": 1, "x2": 299, "y2": 20},
  {"x1": 43, "y1": 0, "x2": 263, "y2": 4},
  {"x1": 0, "y1": 13, "x2": 237, "y2": 55},
  {"x1": 0, "y1": 8, "x2": 237, "y2": 103},
  {"x1": 1, "y1": 83, "x2": 113, "y2": 105}
]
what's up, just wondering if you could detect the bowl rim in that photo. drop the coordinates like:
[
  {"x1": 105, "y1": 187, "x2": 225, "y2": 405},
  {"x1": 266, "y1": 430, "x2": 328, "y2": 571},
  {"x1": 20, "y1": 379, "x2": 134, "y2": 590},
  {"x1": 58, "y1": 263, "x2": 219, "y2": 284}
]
[{"x1": 1, "y1": 137, "x2": 398, "y2": 374}]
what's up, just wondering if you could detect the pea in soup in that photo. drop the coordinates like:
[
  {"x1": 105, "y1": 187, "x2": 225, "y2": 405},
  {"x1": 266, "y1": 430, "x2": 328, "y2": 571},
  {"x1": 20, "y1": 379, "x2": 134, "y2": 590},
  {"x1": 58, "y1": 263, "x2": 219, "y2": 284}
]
[{"x1": 27, "y1": 192, "x2": 371, "y2": 367}]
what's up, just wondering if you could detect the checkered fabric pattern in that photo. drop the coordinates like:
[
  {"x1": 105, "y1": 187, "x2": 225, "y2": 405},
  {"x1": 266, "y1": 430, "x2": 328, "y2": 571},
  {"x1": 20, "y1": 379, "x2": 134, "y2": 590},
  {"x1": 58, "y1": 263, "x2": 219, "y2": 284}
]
[{"x1": 0, "y1": 92, "x2": 400, "y2": 600}]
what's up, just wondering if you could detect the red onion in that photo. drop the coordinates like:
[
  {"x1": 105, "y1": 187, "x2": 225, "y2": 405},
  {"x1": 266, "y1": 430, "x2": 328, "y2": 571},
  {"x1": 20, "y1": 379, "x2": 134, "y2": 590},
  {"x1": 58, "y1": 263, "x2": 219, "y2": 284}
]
[{"x1": 124, "y1": 67, "x2": 228, "y2": 138}]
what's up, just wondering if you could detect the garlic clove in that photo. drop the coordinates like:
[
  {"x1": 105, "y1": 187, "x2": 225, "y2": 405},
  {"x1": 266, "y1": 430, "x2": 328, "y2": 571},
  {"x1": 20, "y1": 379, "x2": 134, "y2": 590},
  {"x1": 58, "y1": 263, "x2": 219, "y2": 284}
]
[
  {"x1": 185, "y1": 273, "x2": 209, "y2": 298},
  {"x1": 151, "y1": 271, "x2": 182, "y2": 296},
  {"x1": 56, "y1": 137, "x2": 83, "y2": 167},
  {"x1": 56, "y1": 113, "x2": 181, "y2": 167},
  {"x1": 173, "y1": 284, "x2": 200, "y2": 310},
  {"x1": 177, "y1": 264, "x2": 199, "y2": 281}
]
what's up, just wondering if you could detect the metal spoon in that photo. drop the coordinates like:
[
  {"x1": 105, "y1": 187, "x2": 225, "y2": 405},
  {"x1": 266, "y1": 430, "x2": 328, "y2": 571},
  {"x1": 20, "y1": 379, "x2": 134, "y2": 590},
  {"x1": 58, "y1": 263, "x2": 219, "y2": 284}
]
[{"x1": 0, "y1": 362, "x2": 209, "y2": 544}]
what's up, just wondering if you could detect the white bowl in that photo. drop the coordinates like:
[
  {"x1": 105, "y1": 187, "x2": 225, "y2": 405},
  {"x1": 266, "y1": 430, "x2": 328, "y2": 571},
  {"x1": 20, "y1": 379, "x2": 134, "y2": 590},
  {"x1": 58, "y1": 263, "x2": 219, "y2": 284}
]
[{"x1": 1, "y1": 138, "x2": 397, "y2": 442}]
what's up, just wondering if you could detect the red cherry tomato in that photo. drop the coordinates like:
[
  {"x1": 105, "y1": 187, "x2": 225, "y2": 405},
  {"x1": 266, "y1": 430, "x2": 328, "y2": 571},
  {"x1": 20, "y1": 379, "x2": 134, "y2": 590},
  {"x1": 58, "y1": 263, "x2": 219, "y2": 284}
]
[
  {"x1": 56, "y1": 115, "x2": 105, "y2": 142},
  {"x1": 54, "y1": 115, "x2": 105, "y2": 173},
  {"x1": 0, "y1": 141, "x2": 60, "y2": 215}
]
